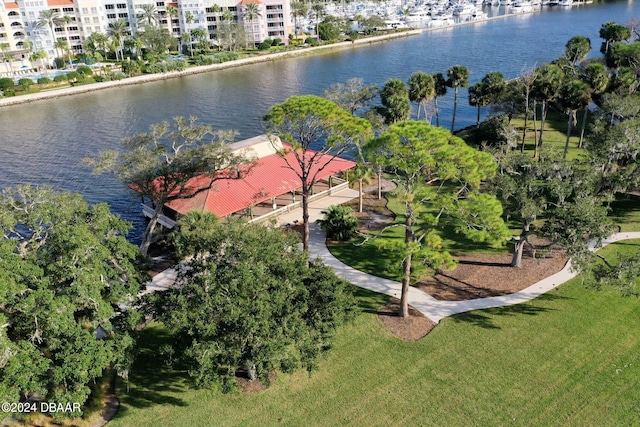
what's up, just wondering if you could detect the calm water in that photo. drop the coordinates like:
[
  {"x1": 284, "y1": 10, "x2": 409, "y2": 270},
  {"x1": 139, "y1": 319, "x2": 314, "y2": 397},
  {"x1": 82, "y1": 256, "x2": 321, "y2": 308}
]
[{"x1": 1, "y1": 0, "x2": 638, "y2": 241}]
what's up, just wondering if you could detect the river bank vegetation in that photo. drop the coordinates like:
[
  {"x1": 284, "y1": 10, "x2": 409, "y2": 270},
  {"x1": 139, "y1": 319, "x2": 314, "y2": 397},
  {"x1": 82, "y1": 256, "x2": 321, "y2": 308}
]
[{"x1": 2, "y1": 18, "x2": 640, "y2": 426}]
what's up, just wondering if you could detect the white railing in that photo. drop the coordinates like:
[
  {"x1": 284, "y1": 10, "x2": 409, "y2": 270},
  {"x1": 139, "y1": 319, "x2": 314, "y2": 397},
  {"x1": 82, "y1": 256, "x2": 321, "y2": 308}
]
[
  {"x1": 249, "y1": 180, "x2": 350, "y2": 224},
  {"x1": 141, "y1": 203, "x2": 177, "y2": 229}
]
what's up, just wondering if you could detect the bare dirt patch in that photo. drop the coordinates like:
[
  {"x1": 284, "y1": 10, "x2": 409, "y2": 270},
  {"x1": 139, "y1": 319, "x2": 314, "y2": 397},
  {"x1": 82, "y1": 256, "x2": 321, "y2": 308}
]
[{"x1": 235, "y1": 370, "x2": 277, "y2": 393}]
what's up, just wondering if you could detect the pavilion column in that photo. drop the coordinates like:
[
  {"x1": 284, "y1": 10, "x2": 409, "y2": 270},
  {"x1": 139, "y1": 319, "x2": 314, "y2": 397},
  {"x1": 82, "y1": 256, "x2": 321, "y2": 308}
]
[
  {"x1": 272, "y1": 197, "x2": 277, "y2": 210},
  {"x1": 292, "y1": 191, "x2": 296, "y2": 203},
  {"x1": 329, "y1": 175, "x2": 333, "y2": 189}
]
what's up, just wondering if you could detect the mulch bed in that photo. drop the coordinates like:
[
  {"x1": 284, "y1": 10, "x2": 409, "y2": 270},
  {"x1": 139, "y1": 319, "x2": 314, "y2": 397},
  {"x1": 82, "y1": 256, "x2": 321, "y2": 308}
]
[
  {"x1": 378, "y1": 298, "x2": 436, "y2": 341},
  {"x1": 348, "y1": 183, "x2": 569, "y2": 341},
  {"x1": 416, "y1": 245, "x2": 568, "y2": 301}
]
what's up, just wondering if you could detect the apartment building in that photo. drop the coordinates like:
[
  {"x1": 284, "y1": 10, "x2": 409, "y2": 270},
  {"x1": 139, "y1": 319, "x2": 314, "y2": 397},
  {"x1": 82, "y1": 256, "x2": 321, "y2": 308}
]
[{"x1": 0, "y1": 0, "x2": 292, "y2": 72}]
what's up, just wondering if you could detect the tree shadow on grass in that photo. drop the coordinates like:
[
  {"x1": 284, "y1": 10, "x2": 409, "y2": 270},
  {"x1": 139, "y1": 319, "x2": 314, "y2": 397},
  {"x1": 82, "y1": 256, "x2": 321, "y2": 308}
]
[
  {"x1": 113, "y1": 326, "x2": 189, "y2": 420},
  {"x1": 451, "y1": 292, "x2": 571, "y2": 330},
  {"x1": 353, "y1": 286, "x2": 389, "y2": 315}
]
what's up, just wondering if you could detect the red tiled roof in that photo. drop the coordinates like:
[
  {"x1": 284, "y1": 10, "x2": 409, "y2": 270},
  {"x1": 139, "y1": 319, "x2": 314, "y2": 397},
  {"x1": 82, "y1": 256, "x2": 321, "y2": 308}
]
[
  {"x1": 47, "y1": 0, "x2": 74, "y2": 5},
  {"x1": 166, "y1": 146, "x2": 355, "y2": 218},
  {"x1": 238, "y1": 0, "x2": 263, "y2": 5},
  {"x1": 5, "y1": 2, "x2": 19, "y2": 9}
]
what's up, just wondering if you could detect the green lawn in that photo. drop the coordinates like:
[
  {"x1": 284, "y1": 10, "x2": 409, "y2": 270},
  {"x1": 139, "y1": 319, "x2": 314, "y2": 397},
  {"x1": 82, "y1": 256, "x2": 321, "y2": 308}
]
[{"x1": 109, "y1": 240, "x2": 640, "y2": 426}]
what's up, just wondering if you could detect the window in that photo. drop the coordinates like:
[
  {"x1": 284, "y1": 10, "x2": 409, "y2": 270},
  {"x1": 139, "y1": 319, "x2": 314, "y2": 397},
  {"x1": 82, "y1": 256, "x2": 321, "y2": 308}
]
[
  {"x1": 207, "y1": 16, "x2": 215, "y2": 22},
  {"x1": 118, "y1": 13, "x2": 128, "y2": 18},
  {"x1": 8, "y1": 11, "x2": 19, "y2": 17},
  {"x1": 82, "y1": 8, "x2": 88, "y2": 14},
  {"x1": 93, "y1": 17, "x2": 100, "y2": 23},
  {"x1": 10, "y1": 22, "x2": 21, "y2": 27},
  {"x1": 63, "y1": 7, "x2": 74, "y2": 12},
  {"x1": 84, "y1": 17, "x2": 90, "y2": 23},
  {"x1": 68, "y1": 26, "x2": 78, "y2": 31},
  {"x1": 70, "y1": 35, "x2": 80, "y2": 40},
  {"x1": 107, "y1": 13, "x2": 116, "y2": 18},
  {"x1": 207, "y1": 25, "x2": 216, "y2": 31},
  {"x1": 156, "y1": 1, "x2": 164, "y2": 5},
  {"x1": 91, "y1": 7, "x2": 97, "y2": 13},
  {"x1": 55, "y1": 27, "x2": 64, "y2": 32},
  {"x1": 229, "y1": 7, "x2": 237, "y2": 12},
  {"x1": 117, "y1": 3, "x2": 127, "y2": 8},
  {"x1": 105, "y1": 4, "x2": 115, "y2": 10}
]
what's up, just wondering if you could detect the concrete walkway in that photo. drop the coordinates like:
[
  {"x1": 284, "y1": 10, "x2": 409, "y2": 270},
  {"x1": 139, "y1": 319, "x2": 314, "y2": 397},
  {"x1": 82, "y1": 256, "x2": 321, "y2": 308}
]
[
  {"x1": 148, "y1": 187, "x2": 640, "y2": 324},
  {"x1": 310, "y1": 226, "x2": 640, "y2": 323}
]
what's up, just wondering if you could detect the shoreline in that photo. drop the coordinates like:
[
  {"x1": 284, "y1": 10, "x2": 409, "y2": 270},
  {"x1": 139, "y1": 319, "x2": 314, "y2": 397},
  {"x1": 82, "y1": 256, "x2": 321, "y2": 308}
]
[
  {"x1": 0, "y1": 30, "x2": 422, "y2": 108},
  {"x1": 0, "y1": 9, "x2": 539, "y2": 108}
]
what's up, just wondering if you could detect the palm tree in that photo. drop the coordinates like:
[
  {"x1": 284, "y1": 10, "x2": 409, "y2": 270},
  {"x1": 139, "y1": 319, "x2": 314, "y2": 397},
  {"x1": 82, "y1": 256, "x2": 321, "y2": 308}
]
[
  {"x1": 432, "y1": 72, "x2": 447, "y2": 127},
  {"x1": 1, "y1": 43, "x2": 12, "y2": 74},
  {"x1": 349, "y1": 163, "x2": 376, "y2": 213},
  {"x1": 560, "y1": 79, "x2": 591, "y2": 159},
  {"x1": 107, "y1": 19, "x2": 129, "y2": 61},
  {"x1": 191, "y1": 28, "x2": 208, "y2": 52},
  {"x1": 578, "y1": 63, "x2": 609, "y2": 147},
  {"x1": 243, "y1": 3, "x2": 261, "y2": 46},
  {"x1": 408, "y1": 71, "x2": 435, "y2": 121},
  {"x1": 30, "y1": 49, "x2": 47, "y2": 73},
  {"x1": 36, "y1": 10, "x2": 62, "y2": 48},
  {"x1": 446, "y1": 65, "x2": 470, "y2": 132},
  {"x1": 310, "y1": 4, "x2": 325, "y2": 37},
  {"x1": 54, "y1": 38, "x2": 70, "y2": 62},
  {"x1": 89, "y1": 32, "x2": 109, "y2": 57},
  {"x1": 181, "y1": 31, "x2": 193, "y2": 56},
  {"x1": 290, "y1": 2, "x2": 308, "y2": 40},
  {"x1": 138, "y1": 4, "x2": 159, "y2": 27},
  {"x1": 531, "y1": 63, "x2": 564, "y2": 158},
  {"x1": 165, "y1": 6, "x2": 178, "y2": 38},
  {"x1": 468, "y1": 81, "x2": 488, "y2": 126}
]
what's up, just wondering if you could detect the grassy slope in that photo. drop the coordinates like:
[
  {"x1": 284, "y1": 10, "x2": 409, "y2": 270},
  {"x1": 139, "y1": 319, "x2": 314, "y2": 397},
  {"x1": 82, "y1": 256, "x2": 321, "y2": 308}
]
[
  {"x1": 107, "y1": 119, "x2": 640, "y2": 427},
  {"x1": 110, "y1": 249, "x2": 640, "y2": 427}
]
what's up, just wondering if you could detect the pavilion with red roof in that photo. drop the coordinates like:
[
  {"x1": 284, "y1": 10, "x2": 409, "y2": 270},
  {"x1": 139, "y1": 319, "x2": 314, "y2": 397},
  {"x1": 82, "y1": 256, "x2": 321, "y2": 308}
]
[{"x1": 142, "y1": 135, "x2": 355, "y2": 227}]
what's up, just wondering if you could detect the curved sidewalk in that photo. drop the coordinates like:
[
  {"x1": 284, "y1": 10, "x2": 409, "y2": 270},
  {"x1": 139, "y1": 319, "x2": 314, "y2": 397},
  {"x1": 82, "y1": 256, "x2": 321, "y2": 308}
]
[{"x1": 309, "y1": 223, "x2": 640, "y2": 323}]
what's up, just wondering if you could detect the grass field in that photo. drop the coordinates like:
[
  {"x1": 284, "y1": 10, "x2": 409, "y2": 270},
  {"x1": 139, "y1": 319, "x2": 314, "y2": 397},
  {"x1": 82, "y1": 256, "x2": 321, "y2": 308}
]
[
  {"x1": 109, "y1": 240, "x2": 640, "y2": 426},
  {"x1": 104, "y1": 117, "x2": 640, "y2": 427}
]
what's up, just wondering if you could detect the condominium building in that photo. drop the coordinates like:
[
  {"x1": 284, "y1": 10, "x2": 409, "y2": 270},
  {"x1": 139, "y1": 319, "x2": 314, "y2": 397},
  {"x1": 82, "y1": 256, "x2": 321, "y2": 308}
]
[{"x1": 0, "y1": 0, "x2": 293, "y2": 72}]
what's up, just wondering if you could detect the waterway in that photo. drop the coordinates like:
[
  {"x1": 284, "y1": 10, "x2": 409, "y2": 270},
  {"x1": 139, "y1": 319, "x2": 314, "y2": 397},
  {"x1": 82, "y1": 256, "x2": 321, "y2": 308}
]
[{"x1": 0, "y1": 0, "x2": 638, "y2": 241}]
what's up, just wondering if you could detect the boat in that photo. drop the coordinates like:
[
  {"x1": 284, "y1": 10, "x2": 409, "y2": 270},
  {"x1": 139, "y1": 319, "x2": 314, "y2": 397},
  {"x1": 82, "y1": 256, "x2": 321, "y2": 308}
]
[
  {"x1": 405, "y1": 6, "x2": 432, "y2": 26},
  {"x1": 384, "y1": 18, "x2": 408, "y2": 29},
  {"x1": 466, "y1": 9, "x2": 488, "y2": 20},
  {"x1": 511, "y1": 1, "x2": 535, "y2": 12},
  {"x1": 453, "y1": 2, "x2": 479, "y2": 16},
  {"x1": 558, "y1": 0, "x2": 572, "y2": 5}
]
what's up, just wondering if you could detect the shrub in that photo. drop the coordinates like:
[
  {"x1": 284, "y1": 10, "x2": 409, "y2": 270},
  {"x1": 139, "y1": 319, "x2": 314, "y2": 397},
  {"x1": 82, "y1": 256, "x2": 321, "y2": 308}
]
[
  {"x1": 194, "y1": 55, "x2": 214, "y2": 66},
  {"x1": 258, "y1": 41, "x2": 272, "y2": 50},
  {"x1": 121, "y1": 60, "x2": 143, "y2": 76},
  {"x1": 317, "y1": 205, "x2": 359, "y2": 241},
  {"x1": 53, "y1": 74, "x2": 68, "y2": 82},
  {"x1": 37, "y1": 77, "x2": 52, "y2": 85},
  {"x1": 209, "y1": 52, "x2": 239, "y2": 64},
  {"x1": 66, "y1": 71, "x2": 79, "y2": 81},
  {"x1": 53, "y1": 57, "x2": 67, "y2": 69},
  {"x1": 273, "y1": 37, "x2": 282, "y2": 46},
  {"x1": 171, "y1": 59, "x2": 187, "y2": 71},
  {"x1": 305, "y1": 37, "x2": 319, "y2": 46},
  {"x1": 0, "y1": 78, "x2": 15, "y2": 90},
  {"x1": 18, "y1": 78, "x2": 34, "y2": 91},
  {"x1": 76, "y1": 65, "x2": 93, "y2": 76}
]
